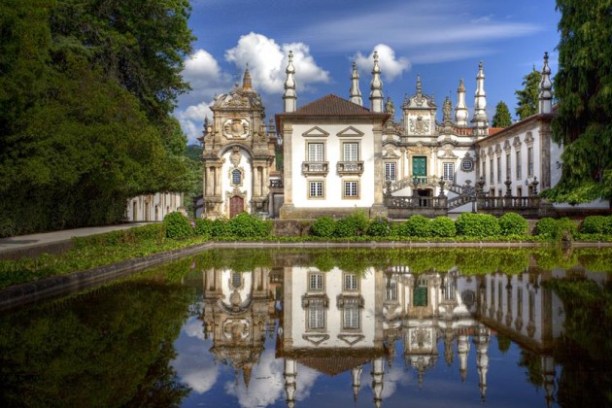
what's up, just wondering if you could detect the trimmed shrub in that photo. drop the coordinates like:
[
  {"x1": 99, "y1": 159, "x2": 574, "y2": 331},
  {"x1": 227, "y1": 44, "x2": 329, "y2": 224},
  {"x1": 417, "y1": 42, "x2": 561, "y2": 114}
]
[
  {"x1": 163, "y1": 212, "x2": 192, "y2": 240},
  {"x1": 367, "y1": 217, "x2": 391, "y2": 237},
  {"x1": 310, "y1": 216, "x2": 336, "y2": 238},
  {"x1": 455, "y1": 213, "x2": 500, "y2": 237},
  {"x1": 334, "y1": 212, "x2": 370, "y2": 238},
  {"x1": 536, "y1": 217, "x2": 578, "y2": 240},
  {"x1": 227, "y1": 212, "x2": 272, "y2": 237},
  {"x1": 194, "y1": 218, "x2": 213, "y2": 237},
  {"x1": 498, "y1": 212, "x2": 529, "y2": 236},
  {"x1": 400, "y1": 215, "x2": 432, "y2": 237},
  {"x1": 430, "y1": 216, "x2": 456, "y2": 237},
  {"x1": 210, "y1": 218, "x2": 229, "y2": 237},
  {"x1": 581, "y1": 215, "x2": 612, "y2": 234}
]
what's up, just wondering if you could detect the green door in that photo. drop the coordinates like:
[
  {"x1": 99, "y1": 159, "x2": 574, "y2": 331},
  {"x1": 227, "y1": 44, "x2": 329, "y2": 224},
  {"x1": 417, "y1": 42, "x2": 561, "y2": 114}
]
[{"x1": 412, "y1": 156, "x2": 427, "y2": 184}]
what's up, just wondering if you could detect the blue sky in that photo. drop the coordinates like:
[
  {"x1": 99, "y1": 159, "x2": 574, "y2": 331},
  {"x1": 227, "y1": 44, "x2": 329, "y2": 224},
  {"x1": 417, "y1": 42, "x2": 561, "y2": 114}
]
[{"x1": 176, "y1": 0, "x2": 560, "y2": 143}]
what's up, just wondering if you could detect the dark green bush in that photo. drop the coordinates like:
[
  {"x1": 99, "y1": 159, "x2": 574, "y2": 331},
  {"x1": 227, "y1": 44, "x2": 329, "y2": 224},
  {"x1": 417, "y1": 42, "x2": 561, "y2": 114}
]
[
  {"x1": 430, "y1": 216, "x2": 456, "y2": 237},
  {"x1": 455, "y1": 213, "x2": 500, "y2": 237},
  {"x1": 334, "y1": 212, "x2": 369, "y2": 237},
  {"x1": 580, "y1": 215, "x2": 612, "y2": 234},
  {"x1": 163, "y1": 212, "x2": 192, "y2": 240},
  {"x1": 535, "y1": 217, "x2": 557, "y2": 238},
  {"x1": 227, "y1": 212, "x2": 272, "y2": 237},
  {"x1": 194, "y1": 218, "x2": 212, "y2": 237},
  {"x1": 498, "y1": 212, "x2": 529, "y2": 236},
  {"x1": 367, "y1": 217, "x2": 391, "y2": 236},
  {"x1": 210, "y1": 218, "x2": 229, "y2": 237},
  {"x1": 396, "y1": 215, "x2": 431, "y2": 237},
  {"x1": 311, "y1": 216, "x2": 336, "y2": 237}
]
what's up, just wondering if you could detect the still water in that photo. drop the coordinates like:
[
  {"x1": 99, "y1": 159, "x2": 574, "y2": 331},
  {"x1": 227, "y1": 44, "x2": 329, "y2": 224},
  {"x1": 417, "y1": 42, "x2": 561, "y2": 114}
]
[{"x1": 0, "y1": 248, "x2": 610, "y2": 408}]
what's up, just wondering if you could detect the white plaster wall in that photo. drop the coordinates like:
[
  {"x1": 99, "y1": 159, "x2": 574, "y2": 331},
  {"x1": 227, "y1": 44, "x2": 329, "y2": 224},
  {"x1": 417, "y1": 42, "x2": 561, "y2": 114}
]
[
  {"x1": 126, "y1": 192, "x2": 183, "y2": 221},
  {"x1": 218, "y1": 269, "x2": 253, "y2": 308},
  {"x1": 289, "y1": 266, "x2": 377, "y2": 349},
  {"x1": 290, "y1": 123, "x2": 376, "y2": 208}
]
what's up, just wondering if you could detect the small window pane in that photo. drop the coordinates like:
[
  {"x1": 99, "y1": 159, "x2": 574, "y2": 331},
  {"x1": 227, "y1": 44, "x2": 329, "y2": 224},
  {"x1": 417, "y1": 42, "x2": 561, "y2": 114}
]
[
  {"x1": 308, "y1": 143, "x2": 324, "y2": 162},
  {"x1": 343, "y1": 142, "x2": 359, "y2": 162}
]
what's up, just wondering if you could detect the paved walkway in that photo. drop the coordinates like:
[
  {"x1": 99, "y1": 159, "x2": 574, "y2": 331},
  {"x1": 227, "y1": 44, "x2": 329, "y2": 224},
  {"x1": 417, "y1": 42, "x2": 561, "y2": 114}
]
[{"x1": 0, "y1": 223, "x2": 151, "y2": 255}]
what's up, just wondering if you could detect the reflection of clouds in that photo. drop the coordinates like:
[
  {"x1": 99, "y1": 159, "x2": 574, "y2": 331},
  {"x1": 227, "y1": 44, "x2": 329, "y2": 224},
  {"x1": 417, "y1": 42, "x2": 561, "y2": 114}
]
[
  {"x1": 362, "y1": 364, "x2": 412, "y2": 399},
  {"x1": 172, "y1": 316, "x2": 219, "y2": 394},
  {"x1": 224, "y1": 348, "x2": 320, "y2": 408}
]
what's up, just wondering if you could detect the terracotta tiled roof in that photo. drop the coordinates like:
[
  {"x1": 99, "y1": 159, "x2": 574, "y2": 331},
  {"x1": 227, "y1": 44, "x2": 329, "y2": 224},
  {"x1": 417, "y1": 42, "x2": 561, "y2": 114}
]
[
  {"x1": 488, "y1": 127, "x2": 505, "y2": 136},
  {"x1": 282, "y1": 94, "x2": 388, "y2": 117}
]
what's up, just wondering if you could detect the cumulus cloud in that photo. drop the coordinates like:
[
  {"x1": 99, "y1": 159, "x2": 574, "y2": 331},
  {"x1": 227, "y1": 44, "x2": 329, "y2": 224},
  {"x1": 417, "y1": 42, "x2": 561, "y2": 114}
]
[
  {"x1": 355, "y1": 44, "x2": 411, "y2": 81},
  {"x1": 175, "y1": 101, "x2": 212, "y2": 142},
  {"x1": 225, "y1": 32, "x2": 330, "y2": 93}
]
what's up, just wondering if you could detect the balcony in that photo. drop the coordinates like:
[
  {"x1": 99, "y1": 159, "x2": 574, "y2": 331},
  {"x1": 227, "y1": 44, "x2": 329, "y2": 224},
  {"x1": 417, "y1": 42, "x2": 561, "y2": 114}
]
[
  {"x1": 302, "y1": 161, "x2": 329, "y2": 176},
  {"x1": 336, "y1": 161, "x2": 364, "y2": 176}
]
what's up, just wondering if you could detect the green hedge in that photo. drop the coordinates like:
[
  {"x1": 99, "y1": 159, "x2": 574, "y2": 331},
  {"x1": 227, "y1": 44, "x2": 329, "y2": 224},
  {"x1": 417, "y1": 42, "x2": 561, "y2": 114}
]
[
  {"x1": 455, "y1": 213, "x2": 501, "y2": 237},
  {"x1": 581, "y1": 215, "x2": 612, "y2": 234},
  {"x1": 399, "y1": 215, "x2": 432, "y2": 237},
  {"x1": 536, "y1": 217, "x2": 578, "y2": 240},
  {"x1": 498, "y1": 212, "x2": 529, "y2": 236},
  {"x1": 311, "y1": 216, "x2": 336, "y2": 237},
  {"x1": 430, "y1": 216, "x2": 456, "y2": 237}
]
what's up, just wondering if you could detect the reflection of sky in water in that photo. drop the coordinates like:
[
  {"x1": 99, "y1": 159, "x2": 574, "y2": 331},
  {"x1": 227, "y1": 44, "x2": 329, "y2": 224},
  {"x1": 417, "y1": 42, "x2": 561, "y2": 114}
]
[{"x1": 173, "y1": 314, "x2": 555, "y2": 408}]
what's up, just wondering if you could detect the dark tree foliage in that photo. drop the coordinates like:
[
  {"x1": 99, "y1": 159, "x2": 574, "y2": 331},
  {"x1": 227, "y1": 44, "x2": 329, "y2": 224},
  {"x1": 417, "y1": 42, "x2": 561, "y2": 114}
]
[
  {"x1": 0, "y1": 0, "x2": 194, "y2": 236},
  {"x1": 545, "y1": 0, "x2": 612, "y2": 204},
  {"x1": 492, "y1": 101, "x2": 512, "y2": 127},
  {"x1": 514, "y1": 67, "x2": 542, "y2": 120}
]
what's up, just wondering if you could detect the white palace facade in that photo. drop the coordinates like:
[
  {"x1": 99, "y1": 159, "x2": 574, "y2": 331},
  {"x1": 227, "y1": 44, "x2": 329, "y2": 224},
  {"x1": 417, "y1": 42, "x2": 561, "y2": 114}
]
[{"x1": 197, "y1": 52, "x2": 608, "y2": 220}]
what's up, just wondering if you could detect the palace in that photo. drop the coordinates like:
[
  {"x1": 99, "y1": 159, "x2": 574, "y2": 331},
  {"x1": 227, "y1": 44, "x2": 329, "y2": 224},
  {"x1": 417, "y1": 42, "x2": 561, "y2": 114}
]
[{"x1": 198, "y1": 52, "x2": 608, "y2": 220}]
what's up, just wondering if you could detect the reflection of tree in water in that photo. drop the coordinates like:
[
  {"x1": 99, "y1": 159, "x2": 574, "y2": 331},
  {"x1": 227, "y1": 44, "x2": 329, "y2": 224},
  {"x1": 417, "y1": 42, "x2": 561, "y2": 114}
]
[
  {"x1": 496, "y1": 334, "x2": 511, "y2": 354},
  {"x1": 547, "y1": 279, "x2": 612, "y2": 407},
  {"x1": 0, "y1": 280, "x2": 194, "y2": 408},
  {"x1": 518, "y1": 349, "x2": 544, "y2": 387}
]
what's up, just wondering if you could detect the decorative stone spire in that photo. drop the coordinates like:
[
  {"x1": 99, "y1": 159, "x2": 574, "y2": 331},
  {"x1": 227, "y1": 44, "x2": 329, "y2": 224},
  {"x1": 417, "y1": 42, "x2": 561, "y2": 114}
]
[
  {"x1": 284, "y1": 359, "x2": 297, "y2": 408},
  {"x1": 472, "y1": 61, "x2": 489, "y2": 136},
  {"x1": 455, "y1": 79, "x2": 469, "y2": 126},
  {"x1": 416, "y1": 75, "x2": 423, "y2": 98},
  {"x1": 457, "y1": 334, "x2": 470, "y2": 382},
  {"x1": 242, "y1": 65, "x2": 253, "y2": 91},
  {"x1": 283, "y1": 51, "x2": 297, "y2": 113},
  {"x1": 370, "y1": 51, "x2": 384, "y2": 113},
  {"x1": 349, "y1": 61, "x2": 363, "y2": 106},
  {"x1": 538, "y1": 52, "x2": 553, "y2": 114},
  {"x1": 352, "y1": 365, "x2": 362, "y2": 402},
  {"x1": 474, "y1": 324, "x2": 490, "y2": 402},
  {"x1": 371, "y1": 357, "x2": 384, "y2": 408},
  {"x1": 443, "y1": 96, "x2": 453, "y2": 127}
]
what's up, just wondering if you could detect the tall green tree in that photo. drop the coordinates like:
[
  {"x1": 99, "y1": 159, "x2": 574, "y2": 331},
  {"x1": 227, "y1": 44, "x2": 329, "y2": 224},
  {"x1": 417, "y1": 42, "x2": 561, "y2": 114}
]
[
  {"x1": 0, "y1": 0, "x2": 195, "y2": 236},
  {"x1": 514, "y1": 67, "x2": 542, "y2": 120},
  {"x1": 492, "y1": 101, "x2": 512, "y2": 127},
  {"x1": 545, "y1": 0, "x2": 612, "y2": 204}
]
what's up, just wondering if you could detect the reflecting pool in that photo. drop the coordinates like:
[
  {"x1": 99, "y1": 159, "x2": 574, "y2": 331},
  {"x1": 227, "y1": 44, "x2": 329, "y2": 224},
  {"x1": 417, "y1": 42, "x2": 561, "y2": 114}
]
[{"x1": 0, "y1": 248, "x2": 610, "y2": 408}]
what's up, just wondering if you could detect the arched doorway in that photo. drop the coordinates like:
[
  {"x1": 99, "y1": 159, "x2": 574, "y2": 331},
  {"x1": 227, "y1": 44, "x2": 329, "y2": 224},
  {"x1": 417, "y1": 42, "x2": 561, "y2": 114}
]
[{"x1": 229, "y1": 196, "x2": 244, "y2": 218}]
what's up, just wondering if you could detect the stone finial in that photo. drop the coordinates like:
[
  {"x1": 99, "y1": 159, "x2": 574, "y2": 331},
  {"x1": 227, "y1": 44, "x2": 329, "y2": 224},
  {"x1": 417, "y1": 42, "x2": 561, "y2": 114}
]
[
  {"x1": 455, "y1": 78, "x2": 469, "y2": 126},
  {"x1": 370, "y1": 51, "x2": 384, "y2": 113},
  {"x1": 283, "y1": 51, "x2": 297, "y2": 112},
  {"x1": 538, "y1": 51, "x2": 553, "y2": 114},
  {"x1": 472, "y1": 61, "x2": 489, "y2": 136},
  {"x1": 349, "y1": 61, "x2": 363, "y2": 106},
  {"x1": 242, "y1": 65, "x2": 253, "y2": 90}
]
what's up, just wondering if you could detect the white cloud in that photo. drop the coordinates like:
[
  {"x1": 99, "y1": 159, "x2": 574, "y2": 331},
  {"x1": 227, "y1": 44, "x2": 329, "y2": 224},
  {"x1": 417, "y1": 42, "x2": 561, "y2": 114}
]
[
  {"x1": 223, "y1": 349, "x2": 320, "y2": 408},
  {"x1": 355, "y1": 44, "x2": 411, "y2": 81},
  {"x1": 175, "y1": 101, "x2": 213, "y2": 143},
  {"x1": 225, "y1": 32, "x2": 329, "y2": 94}
]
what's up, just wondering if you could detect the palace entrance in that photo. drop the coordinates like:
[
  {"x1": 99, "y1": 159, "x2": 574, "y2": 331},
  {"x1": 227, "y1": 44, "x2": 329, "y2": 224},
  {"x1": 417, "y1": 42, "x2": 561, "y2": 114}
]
[{"x1": 229, "y1": 196, "x2": 244, "y2": 218}]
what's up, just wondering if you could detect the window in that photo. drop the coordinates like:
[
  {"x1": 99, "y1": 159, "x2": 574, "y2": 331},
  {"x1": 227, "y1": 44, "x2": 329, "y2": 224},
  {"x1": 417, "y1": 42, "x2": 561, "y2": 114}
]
[
  {"x1": 342, "y1": 306, "x2": 360, "y2": 330},
  {"x1": 517, "y1": 186, "x2": 523, "y2": 197},
  {"x1": 516, "y1": 151, "x2": 522, "y2": 179},
  {"x1": 385, "y1": 162, "x2": 397, "y2": 181},
  {"x1": 231, "y1": 272, "x2": 241, "y2": 289},
  {"x1": 309, "y1": 180, "x2": 324, "y2": 198},
  {"x1": 527, "y1": 147, "x2": 534, "y2": 177},
  {"x1": 343, "y1": 142, "x2": 359, "y2": 162},
  {"x1": 231, "y1": 169, "x2": 242, "y2": 185},
  {"x1": 344, "y1": 274, "x2": 359, "y2": 291},
  {"x1": 309, "y1": 273, "x2": 324, "y2": 291},
  {"x1": 308, "y1": 306, "x2": 326, "y2": 330},
  {"x1": 385, "y1": 280, "x2": 397, "y2": 301},
  {"x1": 443, "y1": 162, "x2": 454, "y2": 181},
  {"x1": 482, "y1": 160, "x2": 486, "y2": 179},
  {"x1": 489, "y1": 159, "x2": 494, "y2": 183},
  {"x1": 497, "y1": 156, "x2": 502, "y2": 183},
  {"x1": 344, "y1": 181, "x2": 359, "y2": 198},
  {"x1": 307, "y1": 142, "x2": 324, "y2": 162},
  {"x1": 506, "y1": 153, "x2": 511, "y2": 180}
]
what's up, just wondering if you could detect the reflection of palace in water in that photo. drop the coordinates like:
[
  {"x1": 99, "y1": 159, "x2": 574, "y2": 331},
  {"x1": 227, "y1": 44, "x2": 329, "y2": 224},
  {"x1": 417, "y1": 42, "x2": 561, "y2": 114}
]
[{"x1": 199, "y1": 262, "x2": 608, "y2": 407}]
